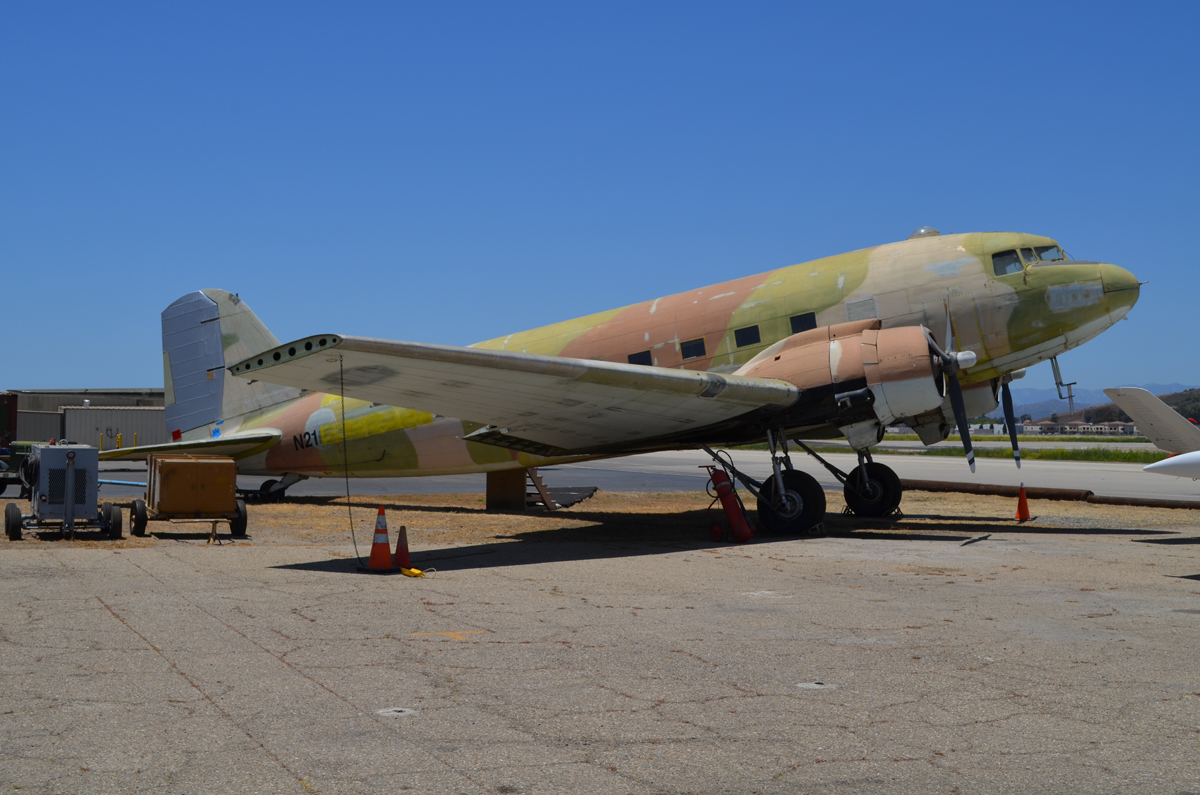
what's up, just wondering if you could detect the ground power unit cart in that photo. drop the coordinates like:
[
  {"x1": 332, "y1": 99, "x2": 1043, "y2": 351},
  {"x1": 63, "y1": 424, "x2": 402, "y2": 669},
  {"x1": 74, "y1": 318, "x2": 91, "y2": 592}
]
[{"x1": 4, "y1": 445, "x2": 122, "y2": 540}]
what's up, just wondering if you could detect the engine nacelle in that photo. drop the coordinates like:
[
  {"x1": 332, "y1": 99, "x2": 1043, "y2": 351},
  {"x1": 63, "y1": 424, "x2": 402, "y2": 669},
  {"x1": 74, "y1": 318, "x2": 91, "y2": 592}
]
[{"x1": 736, "y1": 319, "x2": 947, "y2": 432}]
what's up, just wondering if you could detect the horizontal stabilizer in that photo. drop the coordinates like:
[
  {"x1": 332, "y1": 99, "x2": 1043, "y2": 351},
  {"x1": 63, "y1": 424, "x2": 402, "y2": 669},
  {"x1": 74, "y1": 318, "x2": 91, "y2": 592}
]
[
  {"x1": 98, "y1": 430, "x2": 282, "y2": 462},
  {"x1": 1104, "y1": 387, "x2": 1200, "y2": 455},
  {"x1": 228, "y1": 335, "x2": 799, "y2": 453}
]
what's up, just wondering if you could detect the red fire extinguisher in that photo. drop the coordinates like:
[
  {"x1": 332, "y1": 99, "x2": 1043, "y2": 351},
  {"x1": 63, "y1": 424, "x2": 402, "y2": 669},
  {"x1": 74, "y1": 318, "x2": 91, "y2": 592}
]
[{"x1": 705, "y1": 466, "x2": 753, "y2": 543}]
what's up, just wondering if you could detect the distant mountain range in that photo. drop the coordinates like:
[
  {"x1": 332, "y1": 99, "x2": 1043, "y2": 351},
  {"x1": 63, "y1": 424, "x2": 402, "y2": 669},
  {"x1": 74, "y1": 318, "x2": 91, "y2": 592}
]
[{"x1": 993, "y1": 384, "x2": 1199, "y2": 422}]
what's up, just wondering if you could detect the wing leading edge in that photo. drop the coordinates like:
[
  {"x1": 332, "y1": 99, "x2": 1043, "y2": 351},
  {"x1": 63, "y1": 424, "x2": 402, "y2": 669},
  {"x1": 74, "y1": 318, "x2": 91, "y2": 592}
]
[{"x1": 229, "y1": 335, "x2": 800, "y2": 454}]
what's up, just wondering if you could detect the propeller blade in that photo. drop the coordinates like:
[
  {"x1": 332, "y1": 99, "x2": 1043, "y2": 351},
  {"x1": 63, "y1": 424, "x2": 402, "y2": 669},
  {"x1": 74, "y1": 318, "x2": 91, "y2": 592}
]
[
  {"x1": 1001, "y1": 381, "x2": 1021, "y2": 469},
  {"x1": 943, "y1": 302, "x2": 954, "y2": 353},
  {"x1": 947, "y1": 374, "x2": 975, "y2": 473}
]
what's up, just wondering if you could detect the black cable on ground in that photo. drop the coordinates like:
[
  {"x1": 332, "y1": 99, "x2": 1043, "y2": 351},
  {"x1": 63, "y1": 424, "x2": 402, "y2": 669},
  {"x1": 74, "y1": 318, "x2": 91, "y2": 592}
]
[{"x1": 339, "y1": 354, "x2": 363, "y2": 567}]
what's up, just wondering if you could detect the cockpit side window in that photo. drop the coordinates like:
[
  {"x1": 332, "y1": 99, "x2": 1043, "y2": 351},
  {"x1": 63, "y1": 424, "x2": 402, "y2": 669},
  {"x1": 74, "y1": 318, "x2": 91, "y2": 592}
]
[
  {"x1": 1034, "y1": 245, "x2": 1066, "y2": 261},
  {"x1": 992, "y1": 250, "x2": 1023, "y2": 276},
  {"x1": 1019, "y1": 247, "x2": 1037, "y2": 264}
]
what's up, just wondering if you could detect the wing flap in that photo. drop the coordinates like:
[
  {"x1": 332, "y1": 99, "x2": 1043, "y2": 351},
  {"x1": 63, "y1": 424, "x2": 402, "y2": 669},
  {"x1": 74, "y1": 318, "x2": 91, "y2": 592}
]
[
  {"x1": 229, "y1": 335, "x2": 799, "y2": 452},
  {"x1": 1104, "y1": 388, "x2": 1200, "y2": 454}
]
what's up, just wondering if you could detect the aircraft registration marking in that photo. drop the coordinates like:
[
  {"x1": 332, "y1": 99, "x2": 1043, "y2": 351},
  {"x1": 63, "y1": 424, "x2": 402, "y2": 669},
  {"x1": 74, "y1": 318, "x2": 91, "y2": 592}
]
[{"x1": 293, "y1": 430, "x2": 321, "y2": 450}]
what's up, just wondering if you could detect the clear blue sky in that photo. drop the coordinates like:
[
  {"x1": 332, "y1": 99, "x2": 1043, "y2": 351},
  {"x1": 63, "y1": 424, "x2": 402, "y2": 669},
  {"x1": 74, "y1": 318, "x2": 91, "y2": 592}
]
[{"x1": 3, "y1": 2, "x2": 1197, "y2": 392}]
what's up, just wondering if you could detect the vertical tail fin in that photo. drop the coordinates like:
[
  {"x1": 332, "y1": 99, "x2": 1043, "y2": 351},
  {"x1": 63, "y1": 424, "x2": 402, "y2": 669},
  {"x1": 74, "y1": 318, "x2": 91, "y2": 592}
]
[{"x1": 162, "y1": 289, "x2": 300, "y2": 437}]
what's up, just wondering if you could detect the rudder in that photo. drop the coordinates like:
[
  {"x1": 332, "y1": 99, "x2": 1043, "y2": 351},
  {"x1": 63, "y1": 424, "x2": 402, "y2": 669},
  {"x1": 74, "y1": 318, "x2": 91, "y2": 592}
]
[{"x1": 162, "y1": 290, "x2": 300, "y2": 438}]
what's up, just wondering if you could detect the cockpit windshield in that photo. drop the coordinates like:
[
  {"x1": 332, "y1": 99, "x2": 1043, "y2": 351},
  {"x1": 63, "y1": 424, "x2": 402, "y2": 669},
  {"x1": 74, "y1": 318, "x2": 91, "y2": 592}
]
[
  {"x1": 992, "y1": 250, "x2": 1023, "y2": 275},
  {"x1": 992, "y1": 244, "x2": 1070, "y2": 275},
  {"x1": 1034, "y1": 245, "x2": 1066, "y2": 261}
]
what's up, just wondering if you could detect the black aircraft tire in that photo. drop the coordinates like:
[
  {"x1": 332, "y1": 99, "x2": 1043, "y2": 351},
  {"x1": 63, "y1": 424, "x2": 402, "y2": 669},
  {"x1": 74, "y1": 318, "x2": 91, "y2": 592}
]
[
  {"x1": 230, "y1": 499, "x2": 248, "y2": 538},
  {"x1": 843, "y1": 463, "x2": 902, "y2": 518},
  {"x1": 757, "y1": 470, "x2": 826, "y2": 535},
  {"x1": 131, "y1": 499, "x2": 148, "y2": 537},
  {"x1": 259, "y1": 480, "x2": 279, "y2": 502},
  {"x1": 5, "y1": 502, "x2": 22, "y2": 541}
]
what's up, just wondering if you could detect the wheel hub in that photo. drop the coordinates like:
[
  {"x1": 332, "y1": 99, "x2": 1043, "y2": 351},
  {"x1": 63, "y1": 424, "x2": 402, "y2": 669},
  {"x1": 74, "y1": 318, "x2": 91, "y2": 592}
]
[
  {"x1": 858, "y1": 479, "x2": 883, "y2": 504},
  {"x1": 773, "y1": 489, "x2": 803, "y2": 520}
]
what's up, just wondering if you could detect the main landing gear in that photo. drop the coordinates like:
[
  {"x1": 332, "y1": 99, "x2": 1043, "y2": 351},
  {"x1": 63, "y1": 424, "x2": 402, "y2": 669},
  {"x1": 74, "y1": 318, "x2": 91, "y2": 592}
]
[
  {"x1": 703, "y1": 430, "x2": 826, "y2": 536},
  {"x1": 702, "y1": 430, "x2": 904, "y2": 536},
  {"x1": 794, "y1": 442, "x2": 903, "y2": 519}
]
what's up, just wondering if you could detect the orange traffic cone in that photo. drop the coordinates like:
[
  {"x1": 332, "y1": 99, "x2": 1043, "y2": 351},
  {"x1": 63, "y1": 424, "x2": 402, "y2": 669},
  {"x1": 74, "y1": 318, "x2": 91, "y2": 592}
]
[
  {"x1": 393, "y1": 524, "x2": 411, "y2": 568},
  {"x1": 393, "y1": 524, "x2": 427, "y2": 577},
  {"x1": 366, "y1": 507, "x2": 396, "y2": 570},
  {"x1": 1014, "y1": 483, "x2": 1031, "y2": 523}
]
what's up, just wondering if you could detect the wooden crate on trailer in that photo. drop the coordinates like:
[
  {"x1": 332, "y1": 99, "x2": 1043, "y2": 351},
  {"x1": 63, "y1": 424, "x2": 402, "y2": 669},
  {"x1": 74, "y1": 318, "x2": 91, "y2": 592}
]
[{"x1": 131, "y1": 454, "x2": 247, "y2": 539}]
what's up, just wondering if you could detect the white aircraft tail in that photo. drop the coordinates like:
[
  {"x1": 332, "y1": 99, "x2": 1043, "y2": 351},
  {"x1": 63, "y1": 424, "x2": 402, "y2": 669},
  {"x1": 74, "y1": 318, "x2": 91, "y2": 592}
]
[
  {"x1": 162, "y1": 289, "x2": 301, "y2": 438},
  {"x1": 1104, "y1": 387, "x2": 1200, "y2": 455}
]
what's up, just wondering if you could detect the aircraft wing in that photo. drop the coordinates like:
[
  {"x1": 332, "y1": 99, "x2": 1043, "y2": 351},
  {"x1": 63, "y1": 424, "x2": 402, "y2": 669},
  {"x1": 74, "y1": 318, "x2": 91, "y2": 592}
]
[
  {"x1": 1104, "y1": 387, "x2": 1200, "y2": 454},
  {"x1": 98, "y1": 430, "x2": 282, "y2": 461},
  {"x1": 228, "y1": 335, "x2": 799, "y2": 454}
]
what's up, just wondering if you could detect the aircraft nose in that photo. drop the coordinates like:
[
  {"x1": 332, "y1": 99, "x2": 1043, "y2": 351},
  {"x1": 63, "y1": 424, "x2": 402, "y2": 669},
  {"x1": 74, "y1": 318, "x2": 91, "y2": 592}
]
[{"x1": 1099, "y1": 263, "x2": 1139, "y2": 296}]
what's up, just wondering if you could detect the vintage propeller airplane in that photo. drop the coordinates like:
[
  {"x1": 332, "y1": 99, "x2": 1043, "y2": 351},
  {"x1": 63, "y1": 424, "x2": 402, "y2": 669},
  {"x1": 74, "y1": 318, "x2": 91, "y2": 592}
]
[{"x1": 105, "y1": 227, "x2": 1140, "y2": 534}]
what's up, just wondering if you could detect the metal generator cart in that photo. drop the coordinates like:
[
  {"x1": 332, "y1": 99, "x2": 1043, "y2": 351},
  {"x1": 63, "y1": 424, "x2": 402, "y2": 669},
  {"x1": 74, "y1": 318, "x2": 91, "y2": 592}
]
[
  {"x1": 4, "y1": 445, "x2": 122, "y2": 540},
  {"x1": 130, "y1": 454, "x2": 247, "y2": 539}
]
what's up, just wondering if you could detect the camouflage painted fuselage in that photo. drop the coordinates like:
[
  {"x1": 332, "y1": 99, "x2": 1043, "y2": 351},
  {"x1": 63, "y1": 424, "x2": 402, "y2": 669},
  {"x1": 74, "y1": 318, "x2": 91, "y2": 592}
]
[{"x1": 208, "y1": 231, "x2": 1139, "y2": 478}]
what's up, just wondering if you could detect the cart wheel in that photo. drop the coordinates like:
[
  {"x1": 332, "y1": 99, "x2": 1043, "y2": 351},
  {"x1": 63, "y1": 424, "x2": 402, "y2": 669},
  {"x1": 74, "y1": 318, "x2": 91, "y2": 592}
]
[
  {"x1": 5, "y1": 502, "x2": 22, "y2": 541},
  {"x1": 131, "y1": 499, "x2": 148, "y2": 537},
  {"x1": 99, "y1": 502, "x2": 113, "y2": 530},
  {"x1": 107, "y1": 505, "x2": 123, "y2": 539},
  {"x1": 230, "y1": 499, "x2": 248, "y2": 538}
]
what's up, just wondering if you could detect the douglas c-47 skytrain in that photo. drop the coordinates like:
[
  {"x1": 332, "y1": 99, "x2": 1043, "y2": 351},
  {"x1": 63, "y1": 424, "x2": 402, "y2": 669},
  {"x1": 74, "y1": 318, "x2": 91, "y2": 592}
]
[{"x1": 104, "y1": 227, "x2": 1140, "y2": 534}]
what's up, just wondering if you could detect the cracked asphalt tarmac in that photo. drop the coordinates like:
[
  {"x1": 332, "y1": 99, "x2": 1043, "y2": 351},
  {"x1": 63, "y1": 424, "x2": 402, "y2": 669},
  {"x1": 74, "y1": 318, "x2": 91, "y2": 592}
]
[{"x1": 2, "y1": 491, "x2": 1199, "y2": 794}]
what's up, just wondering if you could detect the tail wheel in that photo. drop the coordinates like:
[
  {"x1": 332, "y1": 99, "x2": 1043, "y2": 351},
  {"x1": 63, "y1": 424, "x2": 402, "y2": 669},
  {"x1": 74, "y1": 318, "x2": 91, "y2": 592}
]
[
  {"x1": 843, "y1": 462, "x2": 902, "y2": 517},
  {"x1": 757, "y1": 470, "x2": 826, "y2": 535},
  {"x1": 5, "y1": 502, "x2": 22, "y2": 541},
  {"x1": 259, "y1": 480, "x2": 280, "y2": 502},
  {"x1": 130, "y1": 499, "x2": 148, "y2": 537},
  {"x1": 229, "y1": 499, "x2": 248, "y2": 538}
]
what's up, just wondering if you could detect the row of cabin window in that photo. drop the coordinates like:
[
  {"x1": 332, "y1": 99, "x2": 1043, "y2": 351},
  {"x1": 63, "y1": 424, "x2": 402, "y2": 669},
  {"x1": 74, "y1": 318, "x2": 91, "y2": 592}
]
[{"x1": 625, "y1": 312, "x2": 817, "y2": 366}]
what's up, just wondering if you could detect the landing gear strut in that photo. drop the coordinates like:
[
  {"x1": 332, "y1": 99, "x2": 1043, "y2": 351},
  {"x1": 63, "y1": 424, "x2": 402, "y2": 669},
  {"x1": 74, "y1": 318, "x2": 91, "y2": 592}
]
[{"x1": 757, "y1": 430, "x2": 825, "y2": 534}]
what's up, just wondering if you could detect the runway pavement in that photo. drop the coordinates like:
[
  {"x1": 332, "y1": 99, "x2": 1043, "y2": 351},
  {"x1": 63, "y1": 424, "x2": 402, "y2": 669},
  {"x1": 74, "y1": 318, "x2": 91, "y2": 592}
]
[
  {"x1": 96, "y1": 448, "x2": 1200, "y2": 505},
  {"x1": 2, "y1": 493, "x2": 1198, "y2": 794}
]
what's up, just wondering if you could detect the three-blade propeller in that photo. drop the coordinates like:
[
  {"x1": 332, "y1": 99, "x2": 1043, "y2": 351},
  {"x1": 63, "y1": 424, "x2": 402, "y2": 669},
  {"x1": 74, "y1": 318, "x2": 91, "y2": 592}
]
[
  {"x1": 923, "y1": 310, "x2": 978, "y2": 473},
  {"x1": 1001, "y1": 380, "x2": 1021, "y2": 469},
  {"x1": 923, "y1": 307, "x2": 1022, "y2": 472}
]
